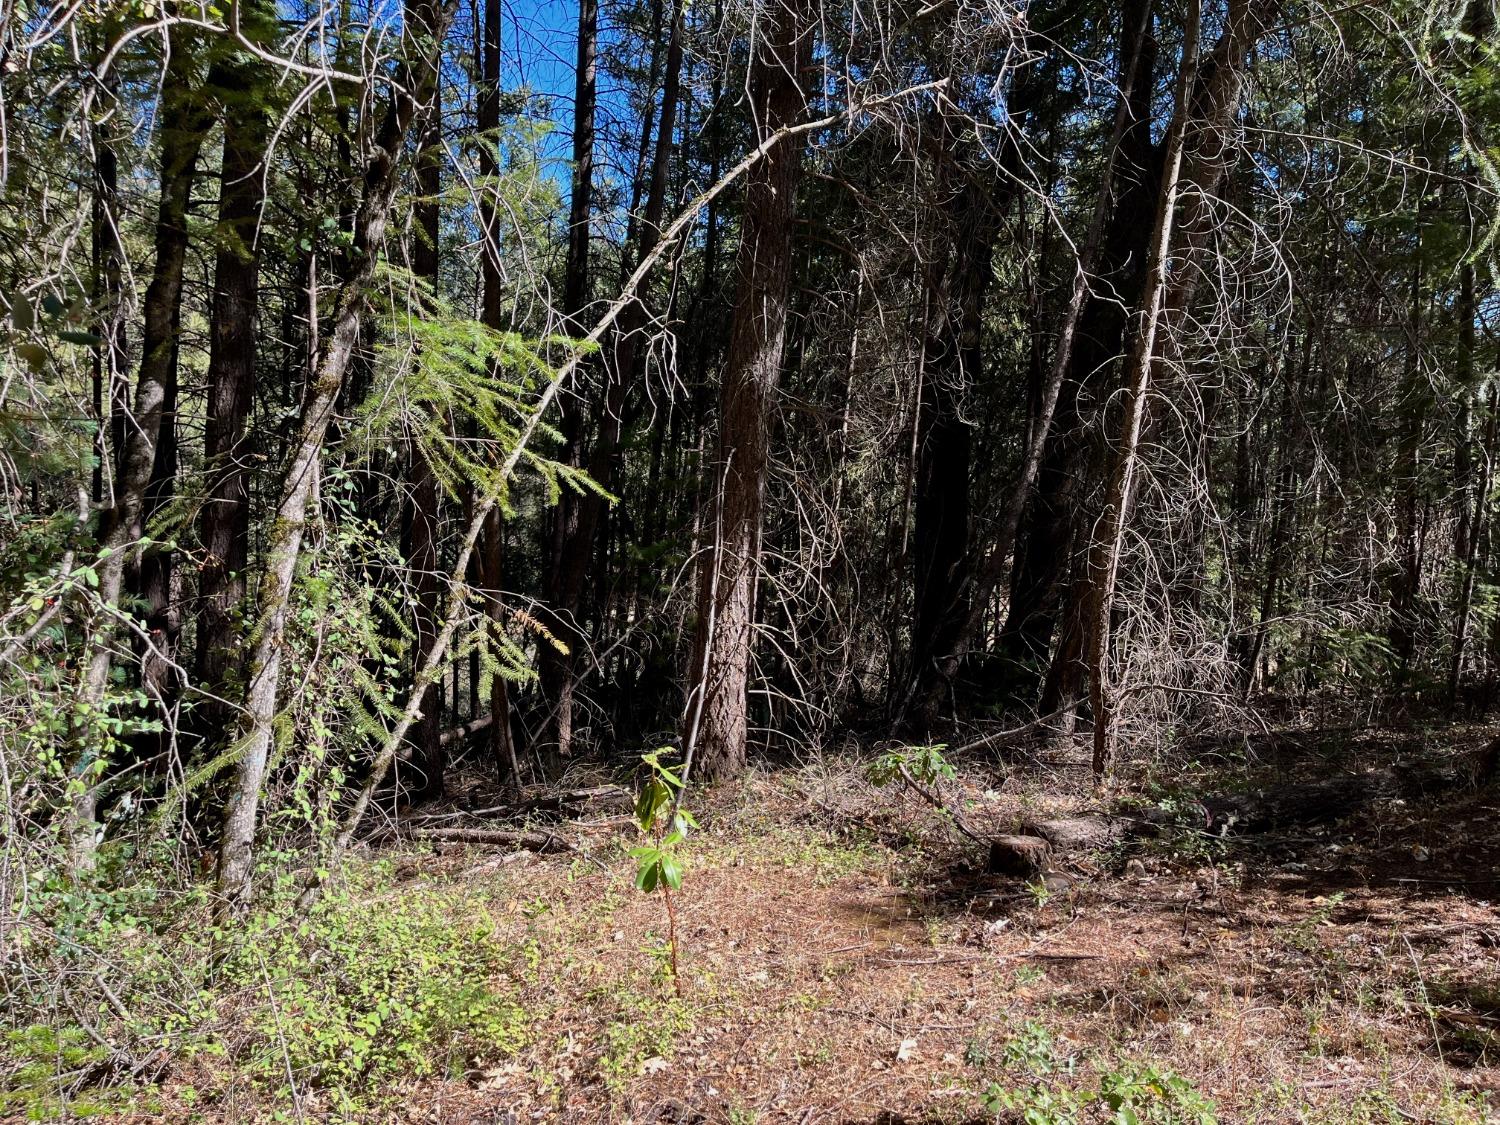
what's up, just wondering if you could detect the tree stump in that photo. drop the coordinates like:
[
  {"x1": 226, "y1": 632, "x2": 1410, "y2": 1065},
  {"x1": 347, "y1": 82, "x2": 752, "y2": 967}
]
[{"x1": 987, "y1": 834, "x2": 1052, "y2": 877}]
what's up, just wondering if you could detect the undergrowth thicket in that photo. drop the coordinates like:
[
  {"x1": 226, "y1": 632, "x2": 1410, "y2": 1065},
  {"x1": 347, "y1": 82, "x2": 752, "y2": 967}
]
[{"x1": 1, "y1": 860, "x2": 529, "y2": 1120}]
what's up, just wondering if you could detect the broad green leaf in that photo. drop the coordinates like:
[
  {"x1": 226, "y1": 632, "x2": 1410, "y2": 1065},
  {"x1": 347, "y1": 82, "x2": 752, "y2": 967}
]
[
  {"x1": 660, "y1": 854, "x2": 682, "y2": 890},
  {"x1": 636, "y1": 861, "x2": 659, "y2": 893}
]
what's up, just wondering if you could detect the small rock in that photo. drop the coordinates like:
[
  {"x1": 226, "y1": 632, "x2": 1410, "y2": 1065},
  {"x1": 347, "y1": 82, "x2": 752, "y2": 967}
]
[{"x1": 1042, "y1": 872, "x2": 1074, "y2": 894}]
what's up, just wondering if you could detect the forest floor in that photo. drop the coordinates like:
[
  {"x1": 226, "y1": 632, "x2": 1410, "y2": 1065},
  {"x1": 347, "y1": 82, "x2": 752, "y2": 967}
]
[{"x1": 142, "y1": 719, "x2": 1500, "y2": 1123}]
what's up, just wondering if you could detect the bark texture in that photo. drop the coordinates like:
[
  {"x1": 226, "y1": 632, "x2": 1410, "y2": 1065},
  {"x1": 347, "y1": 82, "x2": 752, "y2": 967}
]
[
  {"x1": 196, "y1": 40, "x2": 271, "y2": 727},
  {"x1": 72, "y1": 17, "x2": 208, "y2": 866},
  {"x1": 684, "y1": 0, "x2": 812, "y2": 782},
  {"x1": 907, "y1": 171, "x2": 994, "y2": 729}
]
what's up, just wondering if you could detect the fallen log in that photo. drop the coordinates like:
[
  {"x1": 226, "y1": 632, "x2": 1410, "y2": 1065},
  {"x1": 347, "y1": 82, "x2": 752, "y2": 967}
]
[
  {"x1": 406, "y1": 827, "x2": 572, "y2": 851},
  {"x1": 401, "y1": 784, "x2": 634, "y2": 825},
  {"x1": 517, "y1": 784, "x2": 633, "y2": 817},
  {"x1": 439, "y1": 714, "x2": 493, "y2": 747},
  {"x1": 1023, "y1": 816, "x2": 1132, "y2": 852}
]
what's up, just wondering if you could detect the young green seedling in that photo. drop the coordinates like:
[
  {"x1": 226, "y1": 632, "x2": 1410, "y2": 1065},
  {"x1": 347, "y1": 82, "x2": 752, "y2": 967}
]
[{"x1": 630, "y1": 748, "x2": 697, "y2": 995}]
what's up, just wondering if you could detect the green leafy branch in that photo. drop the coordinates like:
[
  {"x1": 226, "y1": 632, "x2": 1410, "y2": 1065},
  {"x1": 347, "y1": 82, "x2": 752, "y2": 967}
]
[{"x1": 868, "y1": 743, "x2": 986, "y2": 844}]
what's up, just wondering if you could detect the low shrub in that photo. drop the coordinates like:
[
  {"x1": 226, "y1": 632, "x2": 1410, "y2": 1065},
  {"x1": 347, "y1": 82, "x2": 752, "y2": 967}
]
[{"x1": 1, "y1": 860, "x2": 530, "y2": 1120}]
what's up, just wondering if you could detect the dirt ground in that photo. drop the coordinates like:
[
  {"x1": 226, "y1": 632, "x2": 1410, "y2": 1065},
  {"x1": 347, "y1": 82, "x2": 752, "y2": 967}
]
[{"x1": 352, "y1": 723, "x2": 1500, "y2": 1123}]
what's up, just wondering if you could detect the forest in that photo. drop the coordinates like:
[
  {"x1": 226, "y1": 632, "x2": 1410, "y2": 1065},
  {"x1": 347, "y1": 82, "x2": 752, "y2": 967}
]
[{"x1": 1, "y1": 0, "x2": 1499, "y2": 1119}]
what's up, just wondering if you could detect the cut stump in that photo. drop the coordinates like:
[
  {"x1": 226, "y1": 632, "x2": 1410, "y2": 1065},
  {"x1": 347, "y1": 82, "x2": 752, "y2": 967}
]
[{"x1": 987, "y1": 834, "x2": 1053, "y2": 877}]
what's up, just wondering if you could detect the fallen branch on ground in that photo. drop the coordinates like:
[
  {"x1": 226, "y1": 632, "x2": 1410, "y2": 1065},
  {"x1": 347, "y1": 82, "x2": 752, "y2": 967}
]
[
  {"x1": 397, "y1": 785, "x2": 632, "y2": 826},
  {"x1": 405, "y1": 827, "x2": 573, "y2": 851},
  {"x1": 439, "y1": 714, "x2": 493, "y2": 746}
]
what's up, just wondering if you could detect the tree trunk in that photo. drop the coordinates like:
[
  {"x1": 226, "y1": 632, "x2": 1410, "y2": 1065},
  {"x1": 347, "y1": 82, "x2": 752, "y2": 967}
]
[
  {"x1": 217, "y1": 0, "x2": 453, "y2": 910},
  {"x1": 481, "y1": 509, "x2": 522, "y2": 792},
  {"x1": 196, "y1": 33, "x2": 271, "y2": 730},
  {"x1": 1449, "y1": 265, "x2": 1488, "y2": 706},
  {"x1": 91, "y1": 18, "x2": 126, "y2": 509},
  {"x1": 956, "y1": 0, "x2": 1155, "y2": 686},
  {"x1": 133, "y1": 347, "x2": 180, "y2": 742},
  {"x1": 617, "y1": 0, "x2": 668, "y2": 285},
  {"x1": 1390, "y1": 244, "x2": 1427, "y2": 675},
  {"x1": 542, "y1": 0, "x2": 688, "y2": 760},
  {"x1": 536, "y1": 0, "x2": 599, "y2": 763},
  {"x1": 70, "y1": 16, "x2": 208, "y2": 869},
  {"x1": 907, "y1": 172, "x2": 994, "y2": 730},
  {"x1": 1081, "y1": 0, "x2": 1279, "y2": 771},
  {"x1": 1083, "y1": 0, "x2": 1203, "y2": 775},
  {"x1": 1003, "y1": 0, "x2": 1159, "y2": 707},
  {"x1": 477, "y1": 0, "x2": 522, "y2": 793},
  {"x1": 683, "y1": 0, "x2": 811, "y2": 783},
  {"x1": 407, "y1": 71, "x2": 445, "y2": 800}
]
